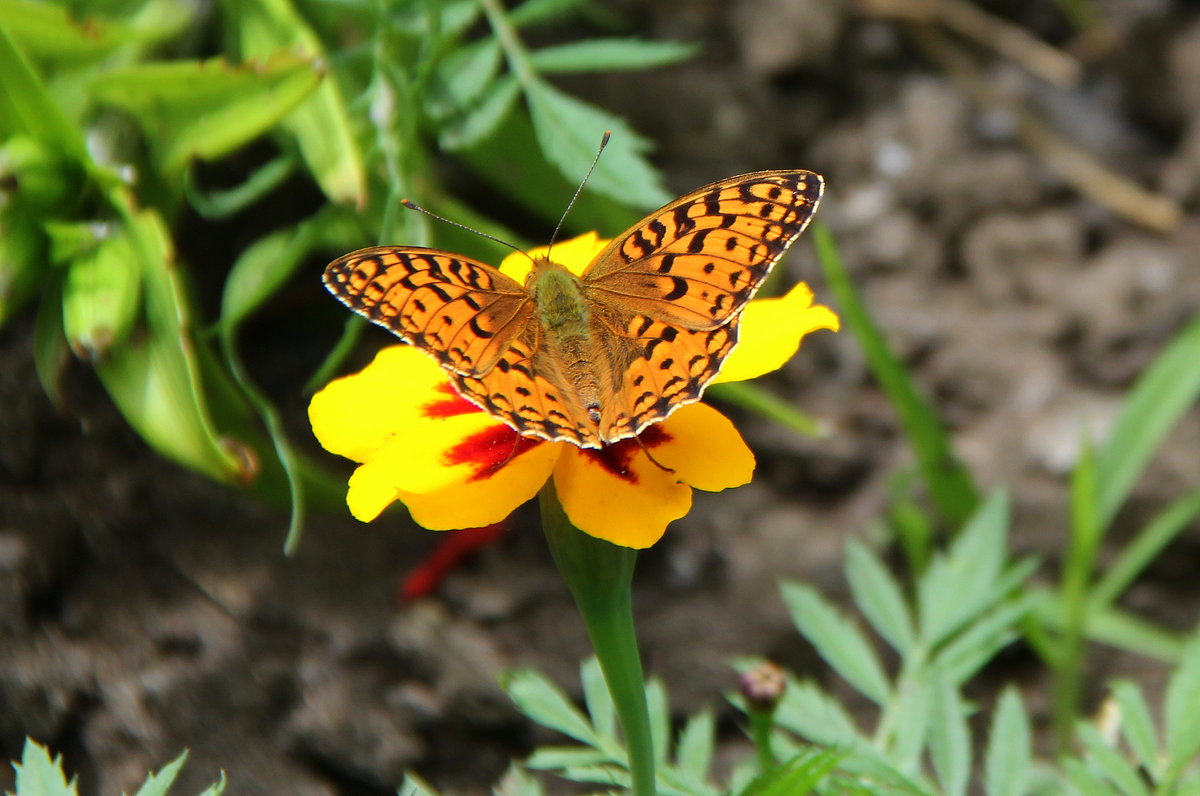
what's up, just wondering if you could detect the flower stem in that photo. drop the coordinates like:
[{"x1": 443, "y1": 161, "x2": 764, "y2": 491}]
[{"x1": 539, "y1": 482, "x2": 656, "y2": 796}]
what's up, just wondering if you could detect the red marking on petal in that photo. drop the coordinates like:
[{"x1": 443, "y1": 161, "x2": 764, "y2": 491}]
[
  {"x1": 584, "y1": 425, "x2": 673, "y2": 483},
  {"x1": 399, "y1": 522, "x2": 509, "y2": 601},
  {"x1": 422, "y1": 382, "x2": 480, "y2": 419},
  {"x1": 444, "y1": 424, "x2": 543, "y2": 482}
]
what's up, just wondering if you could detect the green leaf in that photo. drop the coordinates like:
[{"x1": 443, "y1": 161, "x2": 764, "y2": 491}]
[
  {"x1": 90, "y1": 54, "x2": 323, "y2": 172},
  {"x1": 509, "y1": 0, "x2": 584, "y2": 26},
  {"x1": 738, "y1": 749, "x2": 842, "y2": 796},
  {"x1": 429, "y1": 38, "x2": 503, "y2": 118},
  {"x1": 529, "y1": 38, "x2": 698, "y2": 73},
  {"x1": 0, "y1": 23, "x2": 88, "y2": 157},
  {"x1": 94, "y1": 207, "x2": 247, "y2": 483},
  {"x1": 60, "y1": 223, "x2": 141, "y2": 359},
  {"x1": 1078, "y1": 722, "x2": 1149, "y2": 796},
  {"x1": 928, "y1": 673, "x2": 970, "y2": 796},
  {"x1": 984, "y1": 688, "x2": 1030, "y2": 796},
  {"x1": 579, "y1": 657, "x2": 616, "y2": 741},
  {"x1": 771, "y1": 680, "x2": 864, "y2": 749},
  {"x1": 1063, "y1": 757, "x2": 1122, "y2": 796},
  {"x1": 845, "y1": 539, "x2": 915, "y2": 654},
  {"x1": 646, "y1": 678, "x2": 670, "y2": 765},
  {"x1": 781, "y1": 581, "x2": 892, "y2": 706},
  {"x1": 184, "y1": 155, "x2": 295, "y2": 220},
  {"x1": 130, "y1": 750, "x2": 188, "y2": 796},
  {"x1": 1090, "y1": 487, "x2": 1200, "y2": 610},
  {"x1": 0, "y1": 210, "x2": 44, "y2": 327},
  {"x1": 886, "y1": 673, "x2": 931, "y2": 770},
  {"x1": 33, "y1": 279, "x2": 68, "y2": 408},
  {"x1": 0, "y1": 0, "x2": 189, "y2": 66},
  {"x1": 1110, "y1": 681, "x2": 1158, "y2": 776},
  {"x1": 813, "y1": 222, "x2": 979, "y2": 525},
  {"x1": 524, "y1": 80, "x2": 672, "y2": 209},
  {"x1": 501, "y1": 668, "x2": 602, "y2": 746},
  {"x1": 398, "y1": 772, "x2": 441, "y2": 796},
  {"x1": 1166, "y1": 634, "x2": 1200, "y2": 773},
  {"x1": 935, "y1": 585, "x2": 1036, "y2": 684},
  {"x1": 224, "y1": 0, "x2": 366, "y2": 205},
  {"x1": 220, "y1": 220, "x2": 319, "y2": 332},
  {"x1": 524, "y1": 746, "x2": 610, "y2": 770},
  {"x1": 918, "y1": 492, "x2": 1009, "y2": 648},
  {"x1": 439, "y1": 75, "x2": 521, "y2": 152},
  {"x1": 12, "y1": 739, "x2": 77, "y2": 796},
  {"x1": 1095, "y1": 313, "x2": 1200, "y2": 529},
  {"x1": 493, "y1": 764, "x2": 546, "y2": 796},
  {"x1": 704, "y1": 381, "x2": 824, "y2": 437},
  {"x1": 674, "y1": 709, "x2": 715, "y2": 783}
]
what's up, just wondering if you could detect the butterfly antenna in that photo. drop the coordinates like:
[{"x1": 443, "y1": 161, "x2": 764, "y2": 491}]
[
  {"x1": 399, "y1": 199, "x2": 529, "y2": 259},
  {"x1": 547, "y1": 130, "x2": 611, "y2": 260}
]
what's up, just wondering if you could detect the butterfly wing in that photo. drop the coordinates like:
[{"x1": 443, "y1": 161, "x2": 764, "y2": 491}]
[
  {"x1": 580, "y1": 170, "x2": 824, "y2": 330},
  {"x1": 324, "y1": 246, "x2": 534, "y2": 376},
  {"x1": 578, "y1": 170, "x2": 824, "y2": 442}
]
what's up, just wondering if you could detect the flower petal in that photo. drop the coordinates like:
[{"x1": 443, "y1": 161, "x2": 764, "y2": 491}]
[
  {"x1": 713, "y1": 283, "x2": 840, "y2": 384},
  {"x1": 309, "y1": 346, "x2": 466, "y2": 462},
  {"x1": 498, "y1": 232, "x2": 607, "y2": 281},
  {"x1": 652, "y1": 404, "x2": 755, "y2": 491},
  {"x1": 553, "y1": 434, "x2": 692, "y2": 549}
]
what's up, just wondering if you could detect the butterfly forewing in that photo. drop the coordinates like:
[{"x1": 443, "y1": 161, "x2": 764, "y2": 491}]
[
  {"x1": 324, "y1": 247, "x2": 533, "y2": 376},
  {"x1": 580, "y1": 171, "x2": 824, "y2": 330}
]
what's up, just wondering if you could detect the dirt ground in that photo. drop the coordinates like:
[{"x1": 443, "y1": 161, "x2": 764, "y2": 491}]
[{"x1": 4, "y1": 1, "x2": 1200, "y2": 793}]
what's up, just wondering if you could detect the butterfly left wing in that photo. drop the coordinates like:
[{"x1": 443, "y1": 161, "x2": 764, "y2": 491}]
[
  {"x1": 581, "y1": 170, "x2": 823, "y2": 330},
  {"x1": 324, "y1": 246, "x2": 533, "y2": 376}
]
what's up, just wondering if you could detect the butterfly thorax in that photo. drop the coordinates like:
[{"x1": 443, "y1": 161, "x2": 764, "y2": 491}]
[{"x1": 527, "y1": 257, "x2": 604, "y2": 427}]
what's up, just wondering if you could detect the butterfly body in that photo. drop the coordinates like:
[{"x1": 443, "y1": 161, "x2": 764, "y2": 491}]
[{"x1": 325, "y1": 169, "x2": 825, "y2": 449}]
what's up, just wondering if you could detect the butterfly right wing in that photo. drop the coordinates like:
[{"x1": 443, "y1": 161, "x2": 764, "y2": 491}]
[{"x1": 324, "y1": 246, "x2": 534, "y2": 376}]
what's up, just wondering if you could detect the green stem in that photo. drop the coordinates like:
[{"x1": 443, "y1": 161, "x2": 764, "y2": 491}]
[
  {"x1": 749, "y1": 709, "x2": 776, "y2": 773},
  {"x1": 539, "y1": 483, "x2": 656, "y2": 796}
]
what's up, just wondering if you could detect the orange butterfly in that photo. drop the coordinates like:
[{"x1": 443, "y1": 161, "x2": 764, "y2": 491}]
[{"x1": 324, "y1": 170, "x2": 824, "y2": 449}]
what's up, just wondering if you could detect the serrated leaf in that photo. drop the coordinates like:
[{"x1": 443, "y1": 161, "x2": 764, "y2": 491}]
[
  {"x1": 646, "y1": 678, "x2": 670, "y2": 765},
  {"x1": 918, "y1": 492, "x2": 1010, "y2": 648},
  {"x1": 440, "y1": 75, "x2": 520, "y2": 151},
  {"x1": 524, "y1": 80, "x2": 672, "y2": 209},
  {"x1": 738, "y1": 749, "x2": 842, "y2": 796},
  {"x1": 845, "y1": 539, "x2": 915, "y2": 654},
  {"x1": 985, "y1": 688, "x2": 1030, "y2": 796},
  {"x1": 675, "y1": 709, "x2": 715, "y2": 783},
  {"x1": 781, "y1": 581, "x2": 891, "y2": 706},
  {"x1": 129, "y1": 750, "x2": 188, "y2": 796},
  {"x1": 1110, "y1": 681, "x2": 1158, "y2": 776},
  {"x1": 1063, "y1": 757, "x2": 1122, "y2": 796},
  {"x1": 90, "y1": 54, "x2": 322, "y2": 172},
  {"x1": 12, "y1": 739, "x2": 77, "y2": 796},
  {"x1": 772, "y1": 679, "x2": 864, "y2": 748},
  {"x1": 194, "y1": 771, "x2": 226, "y2": 796},
  {"x1": 1078, "y1": 722, "x2": 1150, "y2": 796},
  {"x1": 580, "y1": 657, "x2": 616, "y2": 741},
  {"x1": 525, "y1": 746, "x2": 611, "y2": 770},
  {"x1": 501, "y1": 668, "x2": 601, "y2": 746},
  {"x1": 887, "y1": 674, "x2": 932, "y2": 770},
  {"x1": 529, "y1": 38, "x2": 698, "y2": 73},
  {"x1": 934, "y1": 567, "x2": 1037, "y2": 683},
  {"x1": 429, "y1": 38, "x2": 502, "y2": 118},
  {"x1": 1166, "y1": 635, "x2": 1200, "y2": 772},
  {"x1": 928, "y1": 673, "x2": 970, "y2": 796}
]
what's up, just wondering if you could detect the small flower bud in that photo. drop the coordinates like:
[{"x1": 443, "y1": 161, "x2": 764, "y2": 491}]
[{"x1": 740, "y1": 660, "x2": 787, "y2": 712}]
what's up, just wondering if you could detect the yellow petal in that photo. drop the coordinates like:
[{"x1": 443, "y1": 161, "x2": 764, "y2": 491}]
[
  {"x1": 553, "y1": 438, "x2": 692, "y2": 549},
  {"x1": 499, "y1": 232, "x2": 608, "y2": 281},
  {"x1": 309, "y1": 346, "x2": 463, "y2": 462},
  {"x1": 652, "y1": 404, "x2": 755, "y2": 491},
  {"x1": 713, "y1": 283, "x2": 840, "y2": 384}
]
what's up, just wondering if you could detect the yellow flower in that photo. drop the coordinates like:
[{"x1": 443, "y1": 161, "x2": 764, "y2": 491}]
[{"x1": 309, "y1": 233, "x2": 839, "y2": 549}]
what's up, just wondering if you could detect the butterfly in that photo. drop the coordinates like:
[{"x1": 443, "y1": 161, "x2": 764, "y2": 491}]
[{"x1": 324, "y1": 170, "x2": 824, "y2": 449}]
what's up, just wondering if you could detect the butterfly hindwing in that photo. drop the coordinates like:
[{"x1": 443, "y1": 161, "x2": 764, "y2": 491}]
[
  {"x1": 324, "y1": 247, "x2": 533, "y2": 375},
  {"x1": 581, "y1": 171, "x2": 824, "y2": 330}
]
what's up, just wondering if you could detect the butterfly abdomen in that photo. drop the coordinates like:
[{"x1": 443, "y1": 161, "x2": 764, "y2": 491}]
[{"x1": 529, "y1": 258, "x2": 605, "y2": 428}]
